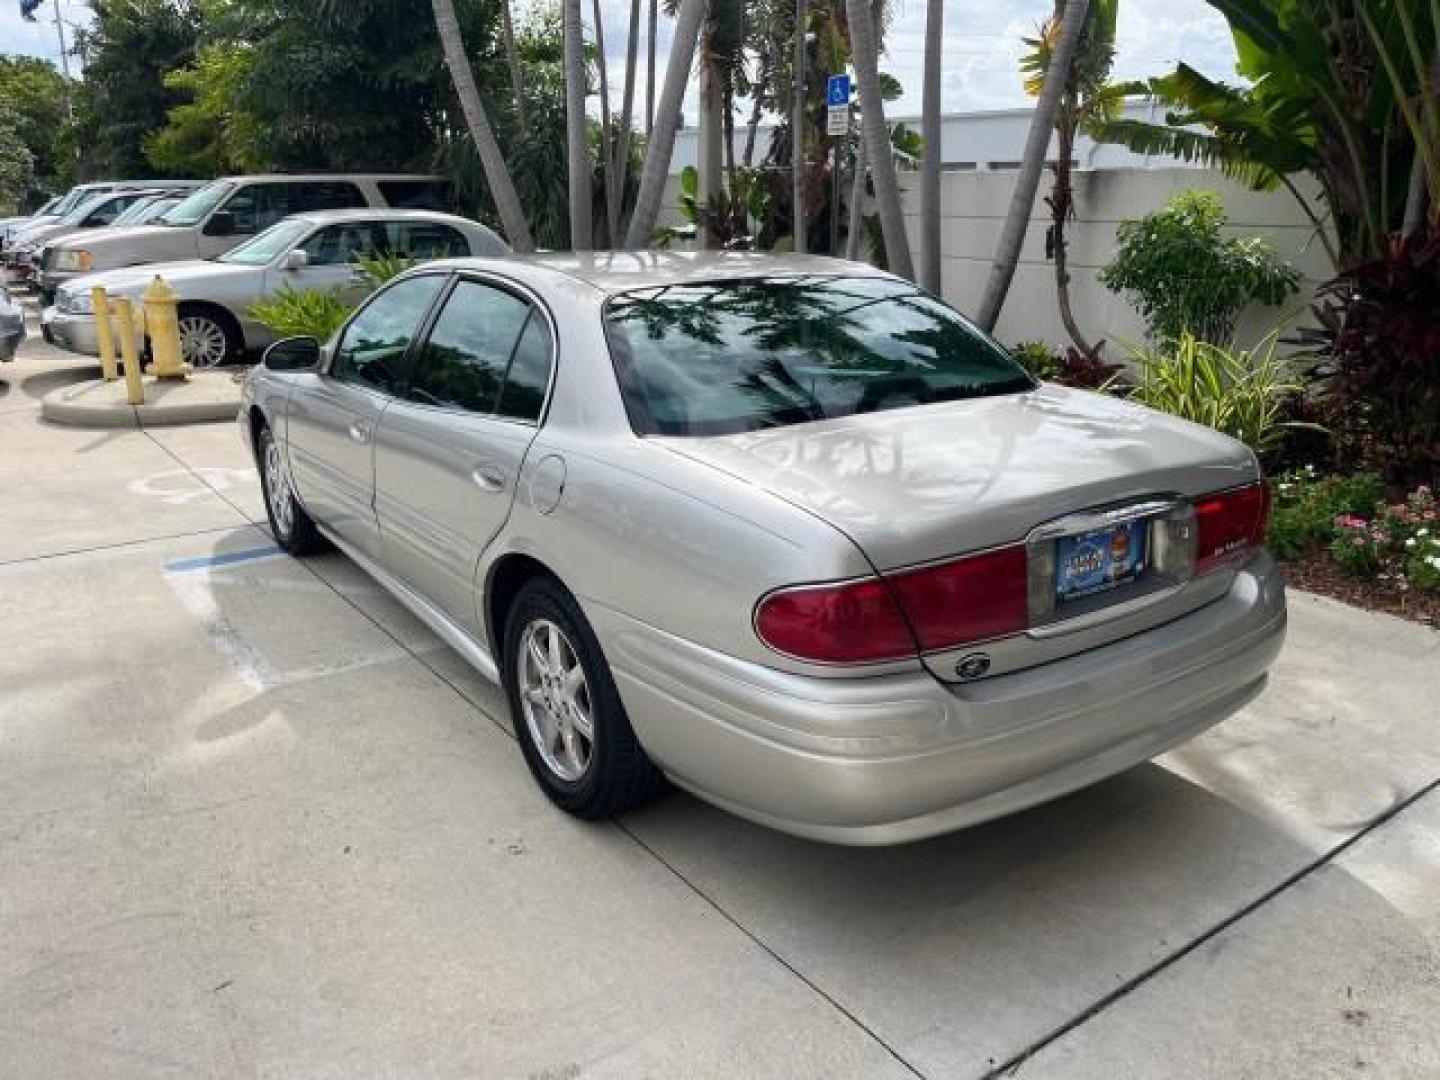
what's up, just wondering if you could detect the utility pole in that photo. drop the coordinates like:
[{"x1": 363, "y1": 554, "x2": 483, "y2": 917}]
[{"x1": 51, "y1": 0, "x2": 76, "y2": 126}]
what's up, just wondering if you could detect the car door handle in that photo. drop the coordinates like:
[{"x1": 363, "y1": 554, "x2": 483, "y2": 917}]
[
  {"x1": 348, "y1": 419, "x2": 372, "y2": 443},
  {"x1": 471, "y1": 464, "x2": 507, "y2": 492}
]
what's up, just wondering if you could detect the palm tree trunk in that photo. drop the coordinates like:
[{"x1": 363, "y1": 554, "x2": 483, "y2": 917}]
[
  {"x1": 742, "y1": 91, "x2": 763, "y2": 168},
  {"x1": 563, "y1": 0, "x2": 592, "y2": 250},
  {"x1": 645, "y1": 0, "x2": 658, "y2": 137},
  {"x1": 615, "y1": 0, "x2": 642, "y2": 222},
  {"x1": 845, "y1": 0, "x2": 913, "y2": 279},
  {"x1": 1280, "y1": 175, "x2": 1339, "y2": 268},
  {"x1": 593, "y1": 0, "x2": 619, "y2": 245},
  {"x1": 792, "y1": 0, "x2": 808, "y2": 253},
  {"x1": 918, "y1": 0, "x2": 942, "y2": 290},
  {"x1": 1402, "y1": 48, "x2": 1440, "y2": 239},
  {"x1": 431, "y1": 0, "x2": 533, "y2": 251},
  {"x1": 501, "y1": 0, "x2": 526, "y2": 129},
  {"x1": 975, "y1": 0, "x2": 1089, "y2": 330},
  {"x1": 1050, "y1": 115, "x2": 1093, "y2": 355},
  {"x1": 624, "y1": 0, "x2": 707, "y2": 247}
]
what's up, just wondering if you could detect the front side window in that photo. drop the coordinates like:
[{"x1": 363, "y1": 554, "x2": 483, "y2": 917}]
[
  {"x1": 160, "y1": 181, "x2": 235, "y2": 227},
  {"x1": 603, "y1": 275, "x2": 1034, "y2": 436},
  {"x1": 406, "y1": 279, "x2": 530, "y2": 413},
  {"x1": 300, "y1": 222, "x2": 385, "y2": 266},
  {"x1": 331, "y1": 274, "x2": 446, "y2": 394},
  {"x1": 216, "y1": 219, "x2": 312, "y2": 265},
  {"x1": 213, "y1": 184, "x2": 291, "y2": 236}
]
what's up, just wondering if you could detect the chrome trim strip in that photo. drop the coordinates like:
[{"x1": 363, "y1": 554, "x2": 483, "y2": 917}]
[{"x1": 318, "y1": 524, "x2": 501, "y2": 685}]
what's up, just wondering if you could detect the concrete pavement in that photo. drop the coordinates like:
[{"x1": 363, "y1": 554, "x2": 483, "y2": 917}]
[{"x1": 2, "y1": 324, "x2": 1438, "y2": 1079}]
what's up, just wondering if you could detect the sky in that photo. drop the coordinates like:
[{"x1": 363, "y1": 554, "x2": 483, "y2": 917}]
[{"x1": 1, "y1": 0, "x2": 1238, "y2": 120}]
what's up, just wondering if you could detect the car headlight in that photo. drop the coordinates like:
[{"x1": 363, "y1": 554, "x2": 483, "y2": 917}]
[
  {"x1": 58, "y1": 290, "x2": 93, "y2": 315},
  {"x1": 54, "y1": 250, "x2": 93, "y2": 272}
]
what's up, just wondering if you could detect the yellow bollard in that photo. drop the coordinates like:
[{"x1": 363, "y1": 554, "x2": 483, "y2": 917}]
[
  {"x1": 91, "y1": 286, "x2": 117, "y2": 382},
  {"x1": 142, "y1": 275, "x2": 190, "y2": 380},
  {"x1": 113, "y1": 297, "x2": 145, "y2": 406}
]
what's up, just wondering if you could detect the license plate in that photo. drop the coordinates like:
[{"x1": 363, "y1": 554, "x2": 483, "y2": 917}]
[{"x1": 1054, "y1": 520, "x2": 1147, "y2": 603}]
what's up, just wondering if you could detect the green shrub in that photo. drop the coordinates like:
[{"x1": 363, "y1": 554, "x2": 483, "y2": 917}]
[
  {"x1": 250, "y1": 285, "x2": 356, "y2": 341},
  {"x1": 1330, "y1": 514, "x2": 1387, "y2": 576},
  {"x1": 1099, "y1": 190, "x2": 1301, "y2": 345},
  {"x1": 1011, "y1": 341, "x2": 1061, "y2": 381},
  {"x1": 1266, "y1": 467, "x2": 1383, "y2": 558},
  {"x1": 1124, "y1": 330, "x2": 1308, "y2": 460},
  {"x1": 356, "y1": 252, "x2": 415, "y2": 287}
]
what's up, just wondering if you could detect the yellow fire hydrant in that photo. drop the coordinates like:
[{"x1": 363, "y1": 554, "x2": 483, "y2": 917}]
[
  {"x1": 91, "y1": 285, "x2": 117, "y2": 382},
  {"x1": 143, "y1": 275, "x2": 191, "y2": 380}
]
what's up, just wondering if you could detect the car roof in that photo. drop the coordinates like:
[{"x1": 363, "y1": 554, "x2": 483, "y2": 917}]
[
  {"x1": 290, "y1": 208, "x2": 481, "y2": 227},
  {"x1": 426, "y1": 250, "x2": 883, "y2": 295},
  {"x1": 212, "y1": 173, "x2": 443, "y2": 183}
]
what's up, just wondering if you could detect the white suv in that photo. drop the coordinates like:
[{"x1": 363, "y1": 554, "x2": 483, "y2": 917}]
[{"x1": 37, "y1": 174, "x2": 453, "y2": 295}]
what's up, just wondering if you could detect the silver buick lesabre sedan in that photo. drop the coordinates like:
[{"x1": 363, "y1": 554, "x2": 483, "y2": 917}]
[{"x1": 240, "y1": 252, "x2": 1286, "y2": 845}]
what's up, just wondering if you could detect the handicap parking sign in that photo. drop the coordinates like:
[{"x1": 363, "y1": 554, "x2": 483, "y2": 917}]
[{"x1": 827, "y1": 74, "x2": 852, "y2": 107}]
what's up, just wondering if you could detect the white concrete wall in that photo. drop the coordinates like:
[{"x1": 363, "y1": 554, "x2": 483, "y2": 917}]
[{"x1": 897, "y1": 167, "x2": 1334, "y2": 351}]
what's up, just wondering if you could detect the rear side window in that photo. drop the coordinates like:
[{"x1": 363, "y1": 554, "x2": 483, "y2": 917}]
[
  {"x1": 603, "y1": 275, "x2": 1034, "y2": 436},
  {"x1": 291, "y1": 181, "x2": 367, "y2": 212},
  {"x1": 406, "y1": 279, "x2": 530, "y2": 413},
  {"x1": 82, "y1": 196, "x2": 136, "y2": 226},
  {"x1": 332, "y1": 274, "x2": 445, "y2": 394},
  {"x1": 497, "y1": 314, "x2": 553, "y2": 422},
  {"x1": 377, "y1": 180, "x2": 453, "y2": 210},
  {"x1": 386, "y1": 221, "x2": 470, "y2": 259}
]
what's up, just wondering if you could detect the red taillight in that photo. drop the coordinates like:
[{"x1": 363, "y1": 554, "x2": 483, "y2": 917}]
[
  {"x1": 754, "y1": 544, "x2": 1029, "y2": 664},
  {"x1": 889, "y1": 545, "x2": 1029, "y2": 651},
  {"x1": 754, "y1": 576, "x2": 915, "y2": 663},
  {"x1": 1194, "y1": 481, "x2": 1269, "y2": 574}
]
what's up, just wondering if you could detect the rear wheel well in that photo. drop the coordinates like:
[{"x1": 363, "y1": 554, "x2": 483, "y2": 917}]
[{"x1": 486, "y1": 554, "x2": 559, "y2": 663}]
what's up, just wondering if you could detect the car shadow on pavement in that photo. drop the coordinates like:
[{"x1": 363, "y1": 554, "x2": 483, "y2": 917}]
[{"x1": 616, "y1": 753, "x2": 1432, "y2": 1075}]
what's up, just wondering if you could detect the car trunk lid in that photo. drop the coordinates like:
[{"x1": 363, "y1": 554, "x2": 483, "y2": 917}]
[{"x1": 657, "y1": 385, "x2": 1261, "y2": 679}]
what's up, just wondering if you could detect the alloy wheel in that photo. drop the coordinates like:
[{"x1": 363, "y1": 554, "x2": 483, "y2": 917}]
[
  {"x1": 517, "y1": 618, "x2": 594, "y2": 782},
  {"x1": 263, "y1": 436, "x2": 295, "y2": 540},
  {"x1": 178, "y1": 314, "x2": 228, "y2": 368}
]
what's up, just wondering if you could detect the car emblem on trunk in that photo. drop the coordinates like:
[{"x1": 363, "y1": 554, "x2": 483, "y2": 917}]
[{"x1": 955, "y1": 653, "x2": 991, "y2": 680}]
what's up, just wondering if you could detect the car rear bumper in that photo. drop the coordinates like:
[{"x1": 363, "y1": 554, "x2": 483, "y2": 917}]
[
  {"x1": 41, "y1": 307, "x2": 101, "y2": 356},
  {"x1": 599, "y1": 552, "x2": 1287, "y2": 845}
]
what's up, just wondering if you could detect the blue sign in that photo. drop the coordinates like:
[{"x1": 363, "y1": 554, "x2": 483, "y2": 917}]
[{"x1": 827, "y1": 74, "x2": 852, "y2": 107}]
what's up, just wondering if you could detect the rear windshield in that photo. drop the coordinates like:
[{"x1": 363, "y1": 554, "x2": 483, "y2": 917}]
[{"x1": 603, "y1": 275, "x2": 1034, "y2": 436}]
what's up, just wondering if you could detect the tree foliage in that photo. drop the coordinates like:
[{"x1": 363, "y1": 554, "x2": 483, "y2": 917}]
[
  {"x1": 1098, "y1": 189, "x2": 1301, "y2": 345},
  {"x1": 0, "y1": 55, "x2": 73, "y2": 200}
]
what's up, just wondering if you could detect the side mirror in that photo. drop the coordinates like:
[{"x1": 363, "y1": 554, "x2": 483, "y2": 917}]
[
  {"x1": 205, "y1": 210, "x2": 236, "y2": 237},
  {"x1": 262, "y1": 336, "x2": 320, "y2": 372},
  {"x1": 282, "y1": 249, "x2": 308, "y2": 271}
]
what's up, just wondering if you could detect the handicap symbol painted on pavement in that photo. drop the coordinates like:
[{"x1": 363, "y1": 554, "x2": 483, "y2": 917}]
[{"x1": 128, "y1": 467, "x2": 257, "y2": 505}]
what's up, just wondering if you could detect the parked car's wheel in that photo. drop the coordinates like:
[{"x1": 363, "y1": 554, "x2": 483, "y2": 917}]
[
  {"x1": 177, "y1": 304, "x2": 240, "y2": 368},
  {"x1": 257, "y1": 424, "x2": 325, "y2": 555},
  {"x1": 503, "y1": 576, "x2": 663, "y2": 819}
]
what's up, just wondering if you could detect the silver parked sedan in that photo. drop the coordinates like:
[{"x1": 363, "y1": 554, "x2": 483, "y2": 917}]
[
  {"x1": 240, "y1": 252, "x2": 1286, "y2": 845},
  {"x1": 45, "y1": 209, "x2": 507, "y2": 367}
]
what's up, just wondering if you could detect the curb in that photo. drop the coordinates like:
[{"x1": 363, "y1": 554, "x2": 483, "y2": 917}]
[{"x1": 40, "y1": 373, "x2": 243, "y2": 428}]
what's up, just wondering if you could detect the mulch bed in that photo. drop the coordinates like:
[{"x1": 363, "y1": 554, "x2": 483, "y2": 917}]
[{"x1": 1281, "y1": 549, "x2": 1439, "y2": 629}]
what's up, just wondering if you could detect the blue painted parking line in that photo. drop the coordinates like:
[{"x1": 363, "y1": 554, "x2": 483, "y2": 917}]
[{"x1": 164, "y1": 545, "x2": 283, "y2": 573}]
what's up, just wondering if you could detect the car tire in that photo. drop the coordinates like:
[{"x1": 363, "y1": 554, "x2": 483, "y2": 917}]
[
  {"x1": 257, "y1": 423, "x2": 325, "y2": 555},
  {"x1": 503, "y1": 576, "x2": 664, "y2": 819},
  {"x1": 176, "y1": 304, "x2": 240, "y2": 368}
]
